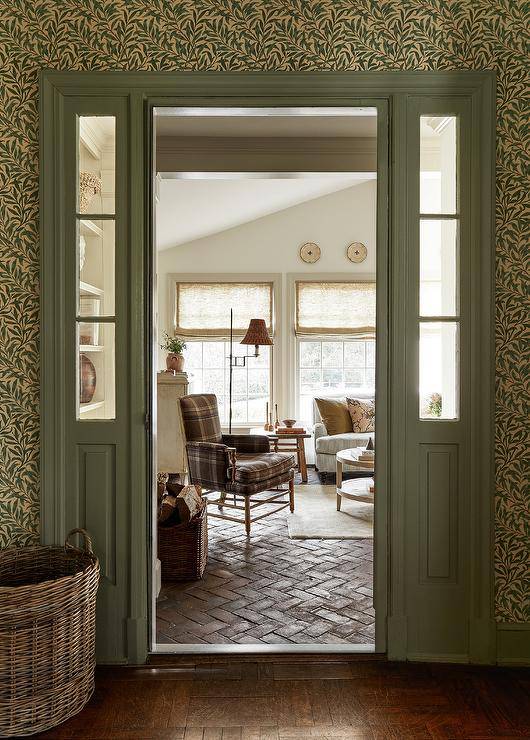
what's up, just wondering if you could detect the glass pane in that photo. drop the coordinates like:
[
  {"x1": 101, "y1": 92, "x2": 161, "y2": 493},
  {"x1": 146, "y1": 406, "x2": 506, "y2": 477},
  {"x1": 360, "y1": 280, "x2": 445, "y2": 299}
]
[
  {"x1": 344, "y1": 341, "x2": 365, "y2": 368},
  {"x1": 78, "y1": 116, "x2": 115, "y2": 214},
  {"x1": 229, "y1": 366, "x2": 247, "y2": 395},
  {"x1": 366, "y1": 340, "x2": 376, "y2": 368},
  {"x1": 419, "y1": 322, "x2": 459, "y2": 420},
  {"x1": 216, "y1": 396, "x2": 227, "y2": 423},
  {"x1": 77, "y1": 322, "x2": 115, "y2": 420},
  {"x1": 183, "y1": 342, "x2": 203, "y2": 369},
  {"x1": 322, "y1": 342, "x2": 343, "y2": 368},
  {"x1": 202, "y1": 368, "x2": 224, "y2": 396},
  {"x1": 365, "y1": 367, "x2": 376, "y2": 388},
  {"x1": 322, "y1": 368, "x2": 343, "y2": 389},
  {"x1": 78, "y1": 219, "x2": 115, "y2": 316},
  {"x1": 420, "y1": 116, "x2": 457, "y2": 214},
  {"x1": 248, "y1": 368, "x2": 269, "y2": 396},
  {"x1": 344, "y1": 369, "x2": 364, "y2": 388},
  {"x1": 231, "y1": 396, "x2": 247, "y2": 423},
  {"x1": 300, "y1": 369, "x2": 321, "y2": 394},
  {"x1": 299, "y1": 342, "x2": 321, "y2": 368},
  {"x1": 248, "y1": 396, "x2": 268, "y2": 423},
  {"x1": 420, "y1": 219, "x2": 457, "y2": 316},
  {"x1": 203, "y1": 342, "x2": 224, "y2": 368}
]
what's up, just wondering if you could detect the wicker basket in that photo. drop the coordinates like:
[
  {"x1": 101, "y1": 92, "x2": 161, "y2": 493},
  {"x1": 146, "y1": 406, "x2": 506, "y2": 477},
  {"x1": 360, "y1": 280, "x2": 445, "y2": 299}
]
[
  {"x1": 158, "y1": 506, "x2": 208, "y2": 581},
  {"x1": 0, "y1": 529, "x2": 100, "y2": 737}
]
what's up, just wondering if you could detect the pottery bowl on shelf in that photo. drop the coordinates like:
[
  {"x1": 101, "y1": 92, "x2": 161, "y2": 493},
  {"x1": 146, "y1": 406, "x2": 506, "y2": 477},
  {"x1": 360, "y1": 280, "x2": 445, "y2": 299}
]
[{"x1": 282, "y1": 419, "x2": 296, "y2": 428}]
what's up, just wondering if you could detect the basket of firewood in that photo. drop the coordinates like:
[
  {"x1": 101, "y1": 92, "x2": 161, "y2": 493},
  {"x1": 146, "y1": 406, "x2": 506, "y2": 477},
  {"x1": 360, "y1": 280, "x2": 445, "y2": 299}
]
[{"x1": 157, "y1": 481, "x2": 207, "y2": 581}]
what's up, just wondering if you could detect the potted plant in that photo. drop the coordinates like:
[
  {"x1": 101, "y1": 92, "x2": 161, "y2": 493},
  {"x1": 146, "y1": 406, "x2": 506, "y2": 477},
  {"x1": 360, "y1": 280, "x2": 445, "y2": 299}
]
[{"x1": 160, "y1": 332, "x2": 187, "y2": 373}]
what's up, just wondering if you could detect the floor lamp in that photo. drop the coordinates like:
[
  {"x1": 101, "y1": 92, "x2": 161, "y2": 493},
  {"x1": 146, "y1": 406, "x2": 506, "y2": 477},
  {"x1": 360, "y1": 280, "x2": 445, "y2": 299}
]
[{"x1": 228, "y1": 308, "x2": 273, "y2": 433}]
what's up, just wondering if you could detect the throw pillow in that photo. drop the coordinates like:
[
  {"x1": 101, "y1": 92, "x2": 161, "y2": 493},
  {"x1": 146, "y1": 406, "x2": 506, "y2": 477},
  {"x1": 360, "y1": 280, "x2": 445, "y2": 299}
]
[
  {"x1": 346, "y1": 398, "x2": 375, "y2": 433},
  {"x1": 315, "y1": 397, "x2": 353, "y2": 436}
]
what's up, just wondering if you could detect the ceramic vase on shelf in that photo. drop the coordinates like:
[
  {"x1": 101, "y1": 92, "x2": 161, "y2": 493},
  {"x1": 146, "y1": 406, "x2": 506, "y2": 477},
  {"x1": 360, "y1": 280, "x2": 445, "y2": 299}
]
[
  {"x1": 80, "y1": 353, "x2": 96, "y2": 403},
  {"x1": 165, "y1": 352, "x2": 184, "y2": 373}
]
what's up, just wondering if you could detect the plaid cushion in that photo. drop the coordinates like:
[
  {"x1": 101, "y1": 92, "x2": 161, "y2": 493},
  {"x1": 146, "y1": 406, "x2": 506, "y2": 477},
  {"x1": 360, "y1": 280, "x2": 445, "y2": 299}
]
[
  {"x1": 186, "y1": 441, "x2": 234, "y2": 490},
  {"x1": 232, "y1": 452, "x2": 296, "y2": 484},
  {"x1": 180, "y1": 394, "x2": 222, "y2": 443},
  {"x1": 222, "y1": 434, "x2": 270, "y2": 454},
  {"x1": 226, "y1": 467, "x2": 294, "y2": 495}
]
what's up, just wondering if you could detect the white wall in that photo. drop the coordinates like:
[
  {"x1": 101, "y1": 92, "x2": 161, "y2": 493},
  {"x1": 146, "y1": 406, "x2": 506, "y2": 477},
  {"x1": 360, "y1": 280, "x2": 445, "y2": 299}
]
[{"x1": 156, "y1": 179, "x2": 377, "y2": 422}]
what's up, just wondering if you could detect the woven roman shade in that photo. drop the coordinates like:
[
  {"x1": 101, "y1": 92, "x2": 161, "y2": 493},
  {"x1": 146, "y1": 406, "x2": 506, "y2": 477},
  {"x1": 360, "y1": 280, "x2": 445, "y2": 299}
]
[
  {"x1": 175, "y1": 281, "x2": 273, "y2": 338},
  {"x1": 295, "y1": 280, "x2": 376, "y2": 336}
]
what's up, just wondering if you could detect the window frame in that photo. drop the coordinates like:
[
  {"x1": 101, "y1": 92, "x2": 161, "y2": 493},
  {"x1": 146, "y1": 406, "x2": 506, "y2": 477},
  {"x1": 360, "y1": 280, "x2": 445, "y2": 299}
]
[
  {"x1": 296, "y1": 335, "x2": 376, "y2": 423},
  {"x1": 165, "y1": 273, "x2": 281, "y2": 429},
  {"x1": 287, "y1": 272, "x2": 376, "y2": 422}
]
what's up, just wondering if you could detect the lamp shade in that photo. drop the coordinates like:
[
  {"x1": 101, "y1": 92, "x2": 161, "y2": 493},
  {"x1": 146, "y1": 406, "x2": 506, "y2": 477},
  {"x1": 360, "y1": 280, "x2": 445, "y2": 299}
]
[{"x1": 240, "y1": 319, "x2": 273, "y2": 346}]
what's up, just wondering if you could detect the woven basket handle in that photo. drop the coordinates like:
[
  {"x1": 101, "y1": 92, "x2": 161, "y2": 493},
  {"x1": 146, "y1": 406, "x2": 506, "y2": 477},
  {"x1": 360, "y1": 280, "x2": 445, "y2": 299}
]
[{"x1": 65, "y1": 528, "x2": 94, "y2": 554}]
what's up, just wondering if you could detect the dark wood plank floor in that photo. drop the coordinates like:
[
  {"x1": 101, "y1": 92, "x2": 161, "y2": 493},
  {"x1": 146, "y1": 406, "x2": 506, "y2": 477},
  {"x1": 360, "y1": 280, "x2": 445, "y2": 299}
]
[
  {"x1": 36, "y1": 659, "x2": 530, "y2": 739},
  {"x1": 157, "y1": 478, "x2": 373, "y2": 646}
]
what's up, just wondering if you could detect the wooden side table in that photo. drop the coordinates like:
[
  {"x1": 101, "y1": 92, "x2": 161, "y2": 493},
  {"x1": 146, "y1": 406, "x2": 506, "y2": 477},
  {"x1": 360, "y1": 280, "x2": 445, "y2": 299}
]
[
  {"x1": 250, "y1": 428, "x2": 311, "y2": 483},
  {"x1": 336, "y1": 447, "x2": 375, "y2": 510}
]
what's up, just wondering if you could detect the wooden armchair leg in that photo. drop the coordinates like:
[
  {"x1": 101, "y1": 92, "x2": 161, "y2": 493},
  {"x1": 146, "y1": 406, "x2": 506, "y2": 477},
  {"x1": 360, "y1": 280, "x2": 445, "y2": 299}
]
[
  {"x1": 244, "y1": 496, "x2": 251, "y2": 536},
  {"x1": 289, "y1": 478, "x2": 295, "y2": 513}
]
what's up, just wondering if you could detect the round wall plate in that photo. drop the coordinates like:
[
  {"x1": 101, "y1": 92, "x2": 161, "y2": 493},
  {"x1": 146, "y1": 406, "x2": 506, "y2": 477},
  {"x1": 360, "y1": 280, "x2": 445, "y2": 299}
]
[
  {"x1": 300, "y1": 242, "x2": 321, "y2": 263},
  {"x1": 347, "y1": 242, "x2": 367, "y2": 263}
]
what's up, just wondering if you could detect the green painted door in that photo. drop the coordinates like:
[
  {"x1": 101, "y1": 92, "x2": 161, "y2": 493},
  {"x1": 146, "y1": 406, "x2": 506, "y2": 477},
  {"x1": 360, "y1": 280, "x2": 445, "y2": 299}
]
[
  {"x1": 41, "y1": 89, "x2": 148, "y2": 664},
  {"x1": 398, "y1": 96, "x2": 494, "y2": 660}
]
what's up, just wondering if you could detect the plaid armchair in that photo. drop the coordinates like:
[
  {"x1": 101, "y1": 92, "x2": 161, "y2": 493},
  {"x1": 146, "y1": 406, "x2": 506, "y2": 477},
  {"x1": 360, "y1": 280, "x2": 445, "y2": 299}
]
[{"x1": 179, "y1": 394, "x2": 296, "y2": 535}]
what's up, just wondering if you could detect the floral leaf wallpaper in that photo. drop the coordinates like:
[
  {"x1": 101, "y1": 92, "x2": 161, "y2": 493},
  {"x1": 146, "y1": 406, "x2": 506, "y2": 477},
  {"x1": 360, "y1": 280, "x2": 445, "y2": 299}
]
[{"x1": 0, "y1": 0, "x2": 527, "y2": 622}]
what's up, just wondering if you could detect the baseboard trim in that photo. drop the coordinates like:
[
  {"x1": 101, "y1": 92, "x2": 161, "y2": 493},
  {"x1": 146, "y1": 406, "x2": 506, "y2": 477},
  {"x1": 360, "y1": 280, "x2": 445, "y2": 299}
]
[
  {"x1": 406, "y1": 652, "x2": 469, "y2": 664},
  {"x1": 496, "y1": 623, "x2": 530, "y2": 666}
]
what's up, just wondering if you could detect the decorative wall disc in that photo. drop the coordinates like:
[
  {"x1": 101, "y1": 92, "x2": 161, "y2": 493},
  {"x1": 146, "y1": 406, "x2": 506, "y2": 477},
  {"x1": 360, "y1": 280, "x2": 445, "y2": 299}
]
[
  {"x1": 300, "y1": 242, "x2": 321, "y2": 263},
  {"x1": 347, "y1": 242, "x2": 367, "y2": 263}
]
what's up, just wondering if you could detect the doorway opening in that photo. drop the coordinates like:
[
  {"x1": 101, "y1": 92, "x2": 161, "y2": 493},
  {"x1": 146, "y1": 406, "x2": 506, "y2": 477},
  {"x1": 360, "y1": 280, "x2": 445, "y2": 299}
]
[{"x1": 151, "y1": 106, "x2": 381, "y2": 652}]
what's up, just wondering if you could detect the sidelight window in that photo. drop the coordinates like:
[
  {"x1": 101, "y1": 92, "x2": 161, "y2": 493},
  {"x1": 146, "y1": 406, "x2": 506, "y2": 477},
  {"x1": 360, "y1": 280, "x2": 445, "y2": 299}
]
[
  {"x1": 76, "y1": 116, "x2": 116, "y2": 419},
  {"x1": 419, "y1": 115, "x2": 460, "y2": 420}
]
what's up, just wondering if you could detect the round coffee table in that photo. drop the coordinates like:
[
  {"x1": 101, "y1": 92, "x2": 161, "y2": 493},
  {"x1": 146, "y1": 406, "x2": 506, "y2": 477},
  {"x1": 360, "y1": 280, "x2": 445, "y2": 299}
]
[{"x1": 336, "y1": 447, "x2": 375, "y2": 510}]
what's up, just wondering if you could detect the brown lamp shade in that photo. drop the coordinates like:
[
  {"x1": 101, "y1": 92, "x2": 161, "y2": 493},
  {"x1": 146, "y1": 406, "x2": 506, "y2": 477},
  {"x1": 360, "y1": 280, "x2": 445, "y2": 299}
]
[{"x1": 240, "y1": 319, "x2": 273, "y2": 346}]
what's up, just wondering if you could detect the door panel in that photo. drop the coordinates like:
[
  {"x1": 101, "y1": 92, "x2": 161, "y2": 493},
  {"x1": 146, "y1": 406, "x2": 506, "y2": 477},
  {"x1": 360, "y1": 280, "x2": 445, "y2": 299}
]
[
  {"x1": 405, "y1": 98, "x2": 473, "y2": 659},
  {"x1": 78, "y1": 444, "x2": 117, "y2": 583},
  {"x1": 47, "y1": 96, "x2": 135, "y2": 663},
  {"x1": 419, "y1": 443, "x2": 458, "y2": 582}
]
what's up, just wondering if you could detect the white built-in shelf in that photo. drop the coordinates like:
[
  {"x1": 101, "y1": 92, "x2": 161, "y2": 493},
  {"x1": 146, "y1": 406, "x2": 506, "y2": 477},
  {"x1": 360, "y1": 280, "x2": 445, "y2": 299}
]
[
  {"x1": 79, "y1": 219, "x2": 103, "y2": 238},
  {"x1": 79, "y1": 122, "x2": 101, "y2": 160},
  {"x1": 79, "y1": 400, "x2": 105, "y2": 415},
  {"x1": 80, "y1": 281, "x2": 104, "y2": 297},
  {"x1": 80, "y1": 345, "x2": 104, "y2": 353}
]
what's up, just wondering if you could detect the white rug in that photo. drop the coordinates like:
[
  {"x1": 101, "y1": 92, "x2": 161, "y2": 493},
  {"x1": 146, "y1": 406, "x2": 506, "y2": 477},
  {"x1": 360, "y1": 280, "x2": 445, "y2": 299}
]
[{"x1": 287, "y1": 484, "x2": 373, "y2": 540}]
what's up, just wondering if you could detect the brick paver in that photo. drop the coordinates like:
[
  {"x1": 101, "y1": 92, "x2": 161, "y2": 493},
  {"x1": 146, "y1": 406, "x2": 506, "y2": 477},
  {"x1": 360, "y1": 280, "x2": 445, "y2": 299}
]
[{"x1": 157, "y1": 480, "x2": 374, "y2": 645}]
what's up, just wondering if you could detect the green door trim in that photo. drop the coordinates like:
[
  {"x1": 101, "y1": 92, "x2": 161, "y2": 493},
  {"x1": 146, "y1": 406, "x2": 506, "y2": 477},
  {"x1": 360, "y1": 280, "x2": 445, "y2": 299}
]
[{"x1": 40, "y1": 70, "x2": 495, "y2": 665}]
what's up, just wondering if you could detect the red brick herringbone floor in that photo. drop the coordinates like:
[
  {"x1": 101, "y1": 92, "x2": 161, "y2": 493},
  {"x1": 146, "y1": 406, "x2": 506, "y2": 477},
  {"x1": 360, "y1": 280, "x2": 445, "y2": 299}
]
[{"x1": 157, "y1": 479, "x2": 374, "y2": 646}]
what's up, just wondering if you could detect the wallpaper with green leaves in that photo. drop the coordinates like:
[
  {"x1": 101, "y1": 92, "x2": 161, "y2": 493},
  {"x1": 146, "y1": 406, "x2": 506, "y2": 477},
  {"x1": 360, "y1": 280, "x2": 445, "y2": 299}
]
[{"x1": 0, "y1": 1, "x2": 528, "y2": 622}]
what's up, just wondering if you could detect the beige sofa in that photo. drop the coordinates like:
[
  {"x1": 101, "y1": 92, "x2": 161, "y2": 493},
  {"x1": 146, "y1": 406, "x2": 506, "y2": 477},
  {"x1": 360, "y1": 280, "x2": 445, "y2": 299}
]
[{"x1": 312, "y1": 391, "x2": 375, "y2": 480}]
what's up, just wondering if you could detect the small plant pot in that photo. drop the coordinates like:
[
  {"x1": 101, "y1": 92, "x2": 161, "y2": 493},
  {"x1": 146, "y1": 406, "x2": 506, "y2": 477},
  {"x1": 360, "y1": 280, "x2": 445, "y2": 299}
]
[{"x1": 166, "y1": 352, "x2": 184, "y2": 372}]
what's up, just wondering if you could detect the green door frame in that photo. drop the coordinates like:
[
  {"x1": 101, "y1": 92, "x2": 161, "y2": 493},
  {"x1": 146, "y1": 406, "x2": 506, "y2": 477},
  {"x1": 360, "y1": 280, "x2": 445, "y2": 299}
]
[{"x1": 40, "y1": 71, "x2": 495, "y2": 665}]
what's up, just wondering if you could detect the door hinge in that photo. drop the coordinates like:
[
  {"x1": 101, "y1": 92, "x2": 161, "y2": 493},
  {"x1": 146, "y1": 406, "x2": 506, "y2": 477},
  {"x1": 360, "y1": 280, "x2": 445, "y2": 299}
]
[{"x1": 144, "y1": 412, "x2": 151, "y2": 432}]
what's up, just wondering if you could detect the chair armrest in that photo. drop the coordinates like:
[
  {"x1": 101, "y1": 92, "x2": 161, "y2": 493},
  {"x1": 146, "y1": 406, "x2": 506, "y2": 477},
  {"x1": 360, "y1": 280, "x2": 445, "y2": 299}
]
[
  {"x1": 313, "y1": 422, "x2": 328, "y2": 442},
  {"x1": 222, "y1": 434, "x2": 271, "y2": 453},
  {"x1": 185, "y1": 441, "x2": 236, "y2": 489}
]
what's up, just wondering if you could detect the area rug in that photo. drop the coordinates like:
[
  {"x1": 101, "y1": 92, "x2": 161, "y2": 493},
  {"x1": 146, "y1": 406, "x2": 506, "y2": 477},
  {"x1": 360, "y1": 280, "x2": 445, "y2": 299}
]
[{"x1": 287, "y1": 484, "x2": 373, "y2": 539}]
